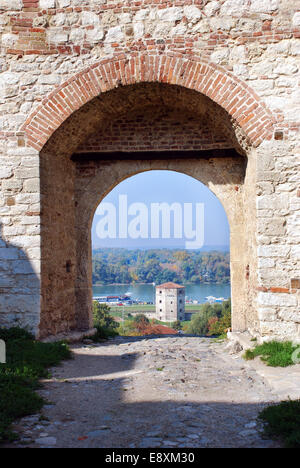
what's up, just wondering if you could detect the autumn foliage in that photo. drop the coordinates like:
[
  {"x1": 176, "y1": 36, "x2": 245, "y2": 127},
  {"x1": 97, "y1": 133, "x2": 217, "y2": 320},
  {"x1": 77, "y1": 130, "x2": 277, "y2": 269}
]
[{"x1": 128, "y1": 315, "x2": 177, "y2": 336}]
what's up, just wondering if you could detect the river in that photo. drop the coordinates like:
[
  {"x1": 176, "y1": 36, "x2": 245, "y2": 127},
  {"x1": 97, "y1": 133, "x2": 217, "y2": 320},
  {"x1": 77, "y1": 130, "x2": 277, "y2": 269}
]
[{"x1": 93, "y1": 283, "x2": 231, "y2": 304}]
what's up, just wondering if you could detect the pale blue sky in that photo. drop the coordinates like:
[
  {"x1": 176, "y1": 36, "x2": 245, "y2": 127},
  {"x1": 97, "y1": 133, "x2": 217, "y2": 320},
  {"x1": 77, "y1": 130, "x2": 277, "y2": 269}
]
[{"x1": 92, "y1": 170, "x2": 229, "y2": 250}]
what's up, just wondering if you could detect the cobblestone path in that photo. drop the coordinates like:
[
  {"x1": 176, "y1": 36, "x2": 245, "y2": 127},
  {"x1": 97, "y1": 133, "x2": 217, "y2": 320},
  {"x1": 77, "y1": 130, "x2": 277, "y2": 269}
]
[{"x1": 10, "y1": 336, "x2": 282, "y2": 448}]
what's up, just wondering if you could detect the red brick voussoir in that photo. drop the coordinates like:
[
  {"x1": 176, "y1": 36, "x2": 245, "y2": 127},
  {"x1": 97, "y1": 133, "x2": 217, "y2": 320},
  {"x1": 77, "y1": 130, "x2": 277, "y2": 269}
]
[{"x1": 21, "y1": 53, "x2": 276, "y2": 152}]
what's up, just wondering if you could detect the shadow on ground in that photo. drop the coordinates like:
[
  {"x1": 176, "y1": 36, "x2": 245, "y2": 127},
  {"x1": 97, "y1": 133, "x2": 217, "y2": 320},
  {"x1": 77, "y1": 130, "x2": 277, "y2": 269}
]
[{"x1": 6, "y1": 336, "x2": 281, "y2": 448}]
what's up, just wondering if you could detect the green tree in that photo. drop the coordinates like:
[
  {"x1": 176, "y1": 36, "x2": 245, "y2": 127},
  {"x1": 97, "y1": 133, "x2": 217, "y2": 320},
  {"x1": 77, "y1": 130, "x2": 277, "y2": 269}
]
[
  {"x1": 133, "y1": 314, "x2": 150, "y2": 324},
  {"x1": 186, "y1": 303, "x2": 222, "y2": 335},
  {"x1": 208, "y1": 299, "x2": 231, "y2": 336},
  {"x1": 173, "y1": 251, "x2": 190, "y2": 262},
  {"x1": 187, "y1": 310, "x2": 214, "y2": 335},
  {"x1": 93, "y1": 302, "x2": 119, "y2": 339}
]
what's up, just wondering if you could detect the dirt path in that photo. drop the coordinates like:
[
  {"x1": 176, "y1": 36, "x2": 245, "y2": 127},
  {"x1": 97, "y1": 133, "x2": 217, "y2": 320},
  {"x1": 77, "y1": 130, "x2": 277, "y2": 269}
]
[{"x1": 10, "y1": 336, "x2": 282, "y2": 448}]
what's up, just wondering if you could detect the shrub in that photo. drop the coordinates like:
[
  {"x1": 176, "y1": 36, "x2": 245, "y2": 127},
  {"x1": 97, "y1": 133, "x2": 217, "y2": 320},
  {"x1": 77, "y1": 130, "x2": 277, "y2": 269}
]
[
  {"x1": 186, "y1": 308, "x2": 216, "y2": 335},
  {"x1": 132, "y1": 314, "x2": 150, "y2": 325},
  {"x1": 259, "y1": 400, "x2": 300, "y2": 448},
  {"x1": 185, "y1": 300, "x2": 231, "y2": 336},
  {"x1": 92, "y1": 302, "x2": 119, "y2": 340},
  {"x1": 208, "y1": 303, "x2": 231, "y2": 336},
  {"x1": 117, "y1": 319, "x2": 139, "y2": 336}
]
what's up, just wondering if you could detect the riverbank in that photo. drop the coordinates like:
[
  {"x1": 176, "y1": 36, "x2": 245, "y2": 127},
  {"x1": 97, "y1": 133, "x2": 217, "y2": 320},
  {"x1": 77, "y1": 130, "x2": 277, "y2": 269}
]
[
  {"x1": 109, "y1": 304, "x2": 211, "y2": 315},
  {"x1": 93, "y1": 283, "x2": 231, "y2": 305}
]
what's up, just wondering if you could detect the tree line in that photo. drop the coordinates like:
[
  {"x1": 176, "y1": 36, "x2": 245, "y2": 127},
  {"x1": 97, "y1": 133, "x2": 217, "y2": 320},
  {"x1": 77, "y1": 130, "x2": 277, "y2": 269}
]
[{"x1": 92, "y1": 248, "x2": 230, "y2": 285}]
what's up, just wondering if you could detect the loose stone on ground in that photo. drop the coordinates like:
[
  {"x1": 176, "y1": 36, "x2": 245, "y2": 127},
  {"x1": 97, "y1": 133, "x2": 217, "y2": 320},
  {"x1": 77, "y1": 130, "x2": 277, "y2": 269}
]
[{"x1": 8, "y1": 336, "x2": 284, "y2": 448}]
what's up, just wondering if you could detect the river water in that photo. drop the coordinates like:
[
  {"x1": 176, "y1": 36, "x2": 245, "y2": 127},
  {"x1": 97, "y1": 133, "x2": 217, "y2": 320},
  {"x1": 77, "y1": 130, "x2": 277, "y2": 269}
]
[{"x1": 93, "y1": 283, "x2": 231, "y2": 304}]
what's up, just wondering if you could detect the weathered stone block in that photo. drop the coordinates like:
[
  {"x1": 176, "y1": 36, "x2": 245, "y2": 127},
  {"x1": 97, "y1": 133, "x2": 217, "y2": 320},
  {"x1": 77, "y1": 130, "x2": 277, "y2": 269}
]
[
  {"x1": 39, "y1": 0, "x2": 56, "y2": 8},
  {"x1": 105, "y1": 26, "x2": 124, "y2": 43},
  {"x1": 47, "y1": 30, "x2": 69, "y2": 44},
  {"x1": 258, "y1": 258, "x2": 275, "y2": 268},
  {"x1": 291, "y1": 245, "x2": 300, "y2": 260},
  {"x1": 2, "y1": 179, "x2": 23, "y2": 191},
  {"x1": 260, "y1": 320, "x2": 298, "y2": 337},
  {"x1": 220, "y1": 0, "x2": 249, "y2": 17},
  {"x1": 250, "y1": 0, "x2": 279, "y2": 13},
  {"x1": 204, "y1": 1, "x2": 220, "y2": 17},
  {"x1": 0, "y1": 167, "x2": 12, "y2": 179},
  {"x1": 258, "y1": 245, "x2": 290, "y2": 258},
  {"x1": 258, "y1": 308, "x2": 278, "y2": 321},
  {"x1": 81, "y1": 11, "x2": 100, "y2": 26},
  {"x1": 278, "y1": 309, "x2": 300, "y2": 323},
  {"x1": 157, "y1": 7, "x2": 183, "y2": 22},
  {"x1": 292, "y1": 12, "x2": 300, "y2": 28},
  {"x1": 2, "y1": 226, "x2": 26, "y2": 236},
  {"x1": 0, "y1": 0, "x2": 22, "y2": 10},
  {"x1": 23, "y1": 179, "x2": 40, "y2": 193},
  {"x1": 183, "y1": 6, "x2": 201, "y2": 23},
  {"x1": 86, "y1": 28, "x2": 104, "y2": 43},
  {"x1": 15, "y1": 167, "x2": 39, "y2": 179},
  {"x1": 21, "y1": 216, "x2": 40, "y2": 226},
  {"x1": 258, "y1": 292, "x2": 298, "y2": 307},
  {"x1": 1, "y1": 34, "x2": 18, "y2": 48}
]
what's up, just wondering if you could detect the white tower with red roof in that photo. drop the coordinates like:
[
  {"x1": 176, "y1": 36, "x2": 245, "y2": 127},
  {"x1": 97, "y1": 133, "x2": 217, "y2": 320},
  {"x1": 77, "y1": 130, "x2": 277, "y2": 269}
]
[{"x1": 156, "y1": 282, "x2": 185, "y2": 323}]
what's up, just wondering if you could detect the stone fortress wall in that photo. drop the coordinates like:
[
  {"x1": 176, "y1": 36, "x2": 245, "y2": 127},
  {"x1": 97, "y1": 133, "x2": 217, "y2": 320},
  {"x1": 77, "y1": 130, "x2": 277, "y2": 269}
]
[{"x1": 0, "y1": 0, "x2": 298, "y2": 340}]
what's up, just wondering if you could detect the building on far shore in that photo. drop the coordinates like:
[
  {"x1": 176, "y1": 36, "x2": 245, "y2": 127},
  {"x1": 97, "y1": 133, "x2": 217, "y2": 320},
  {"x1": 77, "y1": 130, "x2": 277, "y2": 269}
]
[{"x1": 156, "y1": 282, "x2": 185, "y2": 323}]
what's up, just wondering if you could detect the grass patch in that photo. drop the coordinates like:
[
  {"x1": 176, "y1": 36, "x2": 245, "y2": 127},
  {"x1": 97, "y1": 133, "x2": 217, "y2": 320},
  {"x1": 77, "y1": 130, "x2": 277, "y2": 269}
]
[
  {"x1": 0, "y1": 327, "x2": 71, "y2": 442},
  {"x1": 259, "y1": 400, "x2": 300, "y2": 448},
  {"x1": 243, "y1": 341, "x2": 298, "y2": 367}
]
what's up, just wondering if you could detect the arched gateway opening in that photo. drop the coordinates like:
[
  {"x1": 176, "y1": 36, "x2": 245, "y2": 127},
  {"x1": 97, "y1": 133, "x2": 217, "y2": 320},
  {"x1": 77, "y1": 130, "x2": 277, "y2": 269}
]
[
  {"x1": 23, "y1": 57, "x2": 274, "y2": 340},
  {"x1": 91, "y1": 169, "x2": 231, "y2": 328}
]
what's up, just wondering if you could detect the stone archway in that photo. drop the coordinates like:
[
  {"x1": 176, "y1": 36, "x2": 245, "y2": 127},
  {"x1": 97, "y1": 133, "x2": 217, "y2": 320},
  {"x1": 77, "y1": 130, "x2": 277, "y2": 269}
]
[
  {"x1": 0, "y1": 0, "x2": 298, "y2": 347},
  {"x1": 32, "y1": 68, "x2": 266, "y2": 340},
  {"x1": 22, "y1": 55, "x2": 275, "y2": 151}
]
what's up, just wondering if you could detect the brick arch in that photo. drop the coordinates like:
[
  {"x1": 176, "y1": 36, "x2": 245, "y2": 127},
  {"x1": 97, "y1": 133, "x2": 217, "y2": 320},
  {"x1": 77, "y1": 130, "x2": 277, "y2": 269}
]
[{"x1": 22, "y1": 54, "x2": 275, "y2": 151}]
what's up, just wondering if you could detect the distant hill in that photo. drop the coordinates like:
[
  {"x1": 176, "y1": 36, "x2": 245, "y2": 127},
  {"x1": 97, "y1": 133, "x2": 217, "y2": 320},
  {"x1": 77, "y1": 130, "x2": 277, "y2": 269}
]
[
  {"x1": 92, "y1": 248, "x2": 230, "y2": 285},
  {"x1": 92, "y1": 241, "x2": 230, "y2": 251}
]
